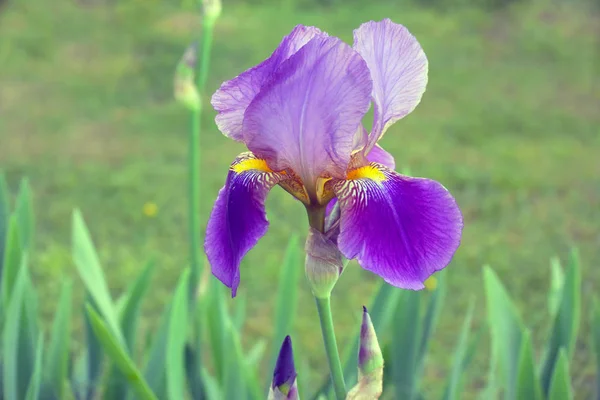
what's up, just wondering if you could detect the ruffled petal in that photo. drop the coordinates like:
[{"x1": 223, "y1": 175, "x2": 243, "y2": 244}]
[
  {"x1": 211, "y1": 25, "x2": 327, "y2": 141},
  {"x1": 333, "y1": 163, "x2": 462, "y2": 289},
  {"x1": 204, "y1": 152, "x2": 284, "y2": 296},
  {"x1": 353, "y1": 19, "x2": 428, "y2": 152},
  {"x1": 243, "y1": 35, "x2": 373, "y2": 190}
]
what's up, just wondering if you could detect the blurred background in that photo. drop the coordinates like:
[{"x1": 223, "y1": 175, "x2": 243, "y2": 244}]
[{"x1": 0, "y1": 0, "x2": 598, "y2": 397}]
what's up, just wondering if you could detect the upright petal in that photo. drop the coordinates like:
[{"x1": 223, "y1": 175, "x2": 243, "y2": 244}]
[
  {"x1": 243, "y1": 35, "x2": 373, "y2": 190},
  {"x1": 204, "y1": 153, "x2": 284, "y2": 297},
  {"x1": 332, "y1": 163, "x2": 462, "y2": 289},
  {"x1": 211, "y1": 25, "x2": 326, "y2": 141},
  {"x1": 353, "y1": 19, "x2": 428, "y2": 152}
]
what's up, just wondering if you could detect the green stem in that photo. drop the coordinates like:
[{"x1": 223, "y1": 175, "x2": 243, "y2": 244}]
[
  {"x1": 188, "y1": 17, "x2": 216, "y2": 295},
  {"x1": 199, "y1": 19, "x2": 215, "y2": 90},
  {"x1": 189, "y1": 100, "x2": 201, "y2": 295},
  {"x1": 315, "y1": 296, "x2": 347, "y2": 400}
]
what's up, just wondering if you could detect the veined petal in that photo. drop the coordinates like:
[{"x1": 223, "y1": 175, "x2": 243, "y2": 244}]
[
  {"x1": 211, "y1": 25, "x2": 327, "y2": 141},
  {"x1": 353, "y1": 19, "x2": 428, "y2": 152},
  {"x1": 243, "y1": 35, "x2": 373, "y2": 191},
  {"x1": 204, "y1": 152, "x2": 284, "y2": 297},
  {"x1": 333, "y1": 163, "x2": 462, "y2": 289},
  {"x1": 367, "y1": 144, "x2": 395, "y2": 170}
]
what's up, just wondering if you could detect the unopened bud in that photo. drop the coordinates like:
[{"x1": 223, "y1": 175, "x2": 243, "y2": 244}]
[
  {"x1": 347, "y1": 307, "x2": 384, "y2": 400},
  {"x1": 305, "y1": 228, "x2": 344, "y2": 299},
  {"x1": 202, "y1": 0, "x2": 222, "y2": 23},
  {"x1": 268, "y1": 336, "x2": 299, "y2": 400},
  {"x1": 174, "y1": 43, "x2": 201, "y2": 111}
]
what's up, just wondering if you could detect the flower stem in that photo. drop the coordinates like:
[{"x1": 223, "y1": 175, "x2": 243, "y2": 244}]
[
  {"x1": 188, "y1": 18, "x2": 216, "y2": 295},
  {"x1": 315, "y1": 296, "x2": 347, "y2": 400}
]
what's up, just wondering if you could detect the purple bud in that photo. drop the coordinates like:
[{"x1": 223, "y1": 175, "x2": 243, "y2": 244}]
[
  {"x1": 273, "y1": 336, "x2": 297, "y2": 389},
  {"x1": 268, "y1": 336, "x2": 298, "y2": 399},
  {"x1": 347, "y1": 307, "x2": 383, "y2": 399}
]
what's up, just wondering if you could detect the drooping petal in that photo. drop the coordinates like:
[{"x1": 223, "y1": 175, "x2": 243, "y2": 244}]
[
  {"x1": 211, "y1": 25, "x2": 327, "y2": 141},
  {"x1": 243, "y1": 35, "x2": 373, "y2": 189},
  {"x1": 366, "y1": 144, "x2": 395, "y2": 170},
  {"x1": 204, "y1": 152, "x2": 284, "y2": 297},
  {"x1": 332, "y1": 163, "x2": 462, "y2": 289},
  {"x1": 353, "y1": 19, "x2": 428, "y2": 152}
]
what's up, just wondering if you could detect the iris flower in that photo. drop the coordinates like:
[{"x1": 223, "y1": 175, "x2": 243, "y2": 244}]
[{"x1": 205, "y1": 19, "x2": 463, "y2": 297}]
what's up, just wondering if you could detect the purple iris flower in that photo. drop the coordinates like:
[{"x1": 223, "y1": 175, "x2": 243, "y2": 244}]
[{"x1": 205, "y1": 19, "x2": 463, "y2": 297}]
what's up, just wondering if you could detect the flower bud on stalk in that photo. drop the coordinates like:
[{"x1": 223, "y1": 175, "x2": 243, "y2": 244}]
[
  {"x1": 268, "y1": 336, "x2": 299, "y2": 400},
  {"x1": 174, "y1": 43, "x2": 201, "y2": 111},
  {"x1": 305, "y1": 228, "x2": 344, "y2": 299},
  {"x1": 202, "y1": 0, "x2": 222, "y2": 24},
  {"x1": 347, "y1": 307, "x2": 384, "y2": 400}
]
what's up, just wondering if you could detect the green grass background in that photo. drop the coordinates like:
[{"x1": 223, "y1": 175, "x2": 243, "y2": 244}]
[{"x1": 0, "y1": 0, "x2": 599, "y2": 396}]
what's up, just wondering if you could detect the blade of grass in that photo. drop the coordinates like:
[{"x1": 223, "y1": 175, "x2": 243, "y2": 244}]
[
  {"x1": 45, "y1": 280, "x2": 72, "y2": 399},
  {"x1": 167, "y1": 270, "x2": 190, "y2": 400},
  {"x1": 72, "y1": 209, "x2": 125, "y2": 345},
  {"x1": 540, "y1": 250, "x2": 581, "y2": 395},
  {"x1": 548, "y1": 350, "x2": 573, "y2": 400},
  {"x1": 515, "y1": 330, "x2": 542, "y2": 400},
  {"x1": 25, "y1": 333, "x2": 44, "y2": 400},
  {"x1": 14, "y1": 178, "x2": 34, "y2": 251},
  {"x1": 442, "y1": 299, "x2": 475, "y2": 400},
  {"x1": 85, "y1": 304, "x2": 158, "y2": 400},
  {"x1": 2, "y1": 215, "x2": 22, "y2": 308},
  {"x1": 269, "y1": 236, "x2": 301, "y2": 372},
  {"x1": 392, "y1": 291, "x2": 422, "y2": 400},
  {"x1": 3, "y1": 255, "x2": 28, "y2": 400},
  {"x1": 483, "y1": 266, "x2": 524, "y2": 399},
  {"x1": 0, "y1": 172, "x2": 9, "y2": 275}
]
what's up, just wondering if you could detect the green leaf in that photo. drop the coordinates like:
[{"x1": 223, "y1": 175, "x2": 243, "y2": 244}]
[
  {"x1": 392, "y1": 290, "x2": 422, "y2": 400},
  {"x1": 85, "y1": 304, "x2": 158, "y2": 400},
  {"x1": 3, "y1": 255, "x2": 29, "y2": 400},
  {"x1": 0, "y1": 172, "x2": 10, "y2": 274},
  {"x1": 184, "y1": 344, "x2": 205, "y2": 400},
  {"x1": 417, "y1": 272, "x2": 447, "y2": 377},
  {"x1": 71, "y1": 296, "x2": 104, "y2": 400},
  {"x1": 200, "y1": 368, "x2": 222, "y2": 400},
  {"x1": 2, "y1": 215, "x2": 22, "y2": 308},
  {"x1": 483, "y1": 266, "x2": 524, "y2": 399},
  {"x1": 442, "y1": 299, "x2": 475, "y2": 400},
  {"x1": 105, "y1": 261, "x2": 155, "y2": 400},
  {"x1": 167, "y1": 270, "x2": 189, "y2": 400},
  {"x1": 45, "y1": 280, "x2": 72, "y2": 399},
  {"x1": 72, "y1": 209, "x2": 125, "y2": 345},
  {"x1": 223, "y1": 320, "x2": 248, "y2": 400},
  {"x1": 25, "y1": 333, "x2": 44, "y2": 400},
  {"x1": 548, "y1": 257, "x2": 564, "y2": 317},
  {"x1": 14, "y1": 178, "x2": 34, "y2": 251},
  {"x1": 119, "y1": 260, "x2": 155, "y2": 353},
  {"x1": 143, "y1": 300, "x2": 172, "y2": 398},
  {"x1": 206, "y1": 278, "x2": 227, "y2": 382},
  {"x1": 233, "y1": 293, "x2": 246, "y2": 331},
  {"x1": 269, "y1": 236, "x2": 301, "y2": 372},
  {"x1": 591, "y1": 299, "x2": 600, "y2": 399},
  {"x1": 540, "y1": 250, "x2": 581, "y2": 394},
  {"x1": 548, "y1": 350, "x2": 572, "y2": 400},
  {"x1": 515, "y1": 330, "x2": 542, "y2": 400}
]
